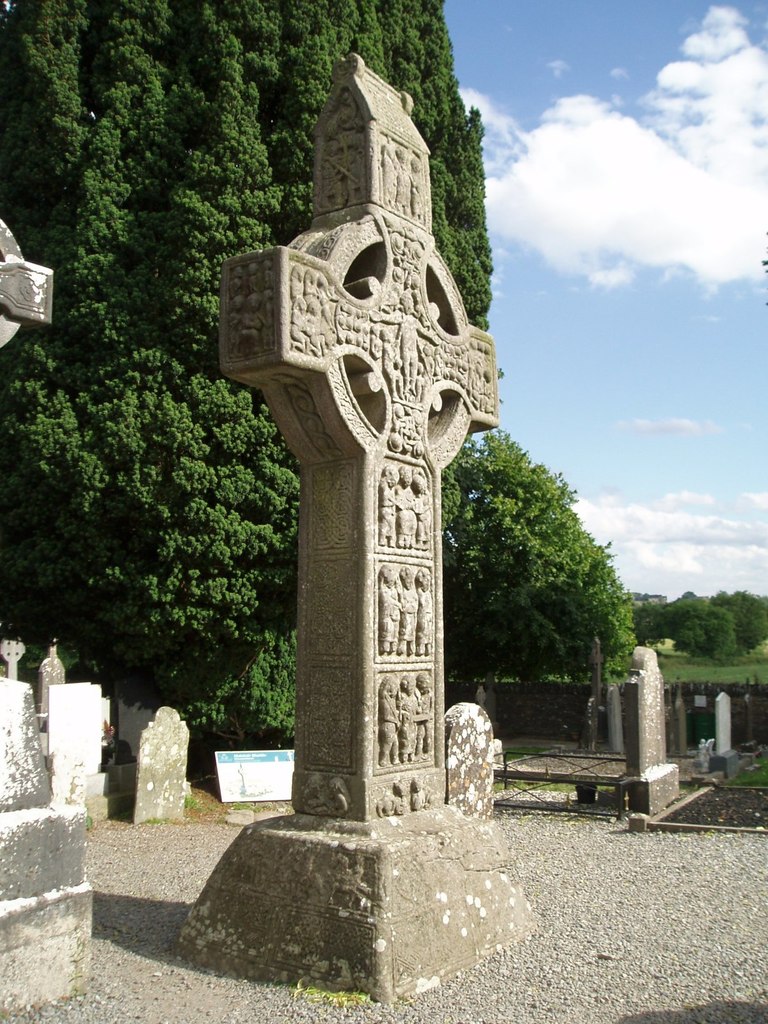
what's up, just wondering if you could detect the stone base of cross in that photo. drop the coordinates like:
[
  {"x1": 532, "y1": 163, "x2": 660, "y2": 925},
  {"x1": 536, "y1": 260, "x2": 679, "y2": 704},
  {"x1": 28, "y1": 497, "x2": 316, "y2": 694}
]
[{"x1": 177, "y1": 55, "x2": 533, "y2": 1001}]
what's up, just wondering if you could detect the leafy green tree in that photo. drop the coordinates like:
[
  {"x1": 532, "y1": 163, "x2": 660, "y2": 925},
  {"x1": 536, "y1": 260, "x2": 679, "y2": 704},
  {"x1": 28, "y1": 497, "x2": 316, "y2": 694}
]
[
  {"x1": 632, "y1": 602, "x2": 668, "y2": 646},
  {"x1": 443, "y1": 431, "x2": 635, "y2": 682},
  {"x1": 0, "y1": 0, "x2": 491, "y2": 739},
  {"x1": 710, "y1": 591, "x2": 768, "y2": 653},
  {"x1": 664, "y1": 598, "x2": 737, "y2": 659}
]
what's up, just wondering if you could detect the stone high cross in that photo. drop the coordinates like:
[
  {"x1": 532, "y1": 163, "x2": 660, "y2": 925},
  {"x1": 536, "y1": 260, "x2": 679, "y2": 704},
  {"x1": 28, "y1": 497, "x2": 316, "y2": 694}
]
[
  {"x1": 0, "y1": 219, "x2": 53, "y2": 349},
  {"x1": 179, "y1": 58, "x2": 531, "y2": 1003},
  {"x1": 220, "y1": 54, "x2": 498, "y2": 822}
]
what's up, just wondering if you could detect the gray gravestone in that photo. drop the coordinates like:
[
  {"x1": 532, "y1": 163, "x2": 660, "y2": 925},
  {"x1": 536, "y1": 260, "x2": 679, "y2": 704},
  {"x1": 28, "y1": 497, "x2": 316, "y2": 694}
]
[
  {"x1": 624, "y1": 647, "x2": 679, "y2": 815},
  {"x1": 710, "y1": 691, "x2": 739, "y2": 778},
  {"x1": 178, "y1": 55, "x2": 533, "y2": 1002},
  {"x1": 133, "y1": 707, "x2": 189, "y2": 824},
  {"x1": 606, "y1": 684, "x2": 623, "y2": 754},
  {"x1": 445, "y1": 702, "x2": 495, "y2": 820},
  {"x1": 673, "y1": 686, "x2": 687, "y2": 756},
  {"x1": 0, "y1": 682, "x2": 90, "y2": 1013},
  {"x1": 37, "y1": 643, "x2": 66, "y2": 719}
]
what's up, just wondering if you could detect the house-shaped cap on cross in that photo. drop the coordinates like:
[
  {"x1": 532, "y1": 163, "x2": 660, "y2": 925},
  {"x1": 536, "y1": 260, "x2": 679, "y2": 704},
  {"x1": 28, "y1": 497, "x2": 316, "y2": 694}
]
[{"x1": 313, "y1": 53, "x2": 432, "y2": 232}]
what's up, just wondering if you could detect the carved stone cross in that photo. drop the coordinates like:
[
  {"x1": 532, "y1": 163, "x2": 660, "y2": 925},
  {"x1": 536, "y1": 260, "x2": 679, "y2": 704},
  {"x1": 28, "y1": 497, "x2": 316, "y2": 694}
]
[
  {"x1": 0, "y1": 219, "x2": 53, "y2": 349},
  {"x1": 179, "y1": 58, "x2": 531, "y2": 1002},
  {"x1": 220, "y1": 54, "x2": 498, "y2": 822}
]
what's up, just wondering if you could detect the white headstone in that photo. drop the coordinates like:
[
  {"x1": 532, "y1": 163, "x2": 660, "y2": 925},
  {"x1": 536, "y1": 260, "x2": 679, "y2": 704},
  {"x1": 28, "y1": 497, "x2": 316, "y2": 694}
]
[
  {"x1": 47, "y1": 682, "x2": 103, "y2": 776},
  {"x1": 715, "y1": 691, "x2": 732, "y2": 754}
]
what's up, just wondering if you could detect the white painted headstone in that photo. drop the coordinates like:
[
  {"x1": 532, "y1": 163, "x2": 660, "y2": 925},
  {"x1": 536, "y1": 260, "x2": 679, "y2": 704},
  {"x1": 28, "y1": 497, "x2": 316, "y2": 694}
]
[
  {"x1": 47, "y1": 682, "x2": 103, "y2": 776},
  {"x1": 715, "y1": 691, "x2": 732, "y2": 754}
]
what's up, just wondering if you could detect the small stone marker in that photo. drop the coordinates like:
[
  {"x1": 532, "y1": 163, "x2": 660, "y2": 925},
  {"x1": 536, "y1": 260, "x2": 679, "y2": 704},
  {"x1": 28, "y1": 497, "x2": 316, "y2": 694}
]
[
  {"x1": 624, "y1": 647, "x2": 679, "y2": 815},
  {"x1": 744, "y1": 692, "x2": 754, "y2": 745},
  {"x1": 0, "y1": 638, "x2": 25, "y2": 681},
  {"x1": 178, "y1": 54, "x2": 532, "y2": 1003},
  {"x1": 445, "y1": 702, "x2": 495, "y2": 820},
  {"x1": 133, "y1": 707, "x2": 189, "y2": 824},
  {"x1": 606, "y1": 685, "x2": 623, "y2": 754}
]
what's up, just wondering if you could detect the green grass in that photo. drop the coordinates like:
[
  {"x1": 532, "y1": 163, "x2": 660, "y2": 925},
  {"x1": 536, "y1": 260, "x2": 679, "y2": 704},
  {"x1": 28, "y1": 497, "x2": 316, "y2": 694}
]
[
  {"x1": 651, "y1": 645, "x2": 767, "y2": 685},
  {"x1": 727, "y1": 759, "x2": 768, "y2": 787},
  {"x1": 292, "y1": 981, "x2": 371, "y2": 1007}
]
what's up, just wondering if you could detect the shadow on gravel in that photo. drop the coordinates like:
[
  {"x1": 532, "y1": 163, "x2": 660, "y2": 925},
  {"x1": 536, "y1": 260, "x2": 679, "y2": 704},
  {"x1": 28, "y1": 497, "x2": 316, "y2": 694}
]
[
  {"x1": 620, "y1": 1001, "x2": 768, "y2": 1023},
  {"x1": 92, "y1": 890, "x2": 191, "y2": 961}
]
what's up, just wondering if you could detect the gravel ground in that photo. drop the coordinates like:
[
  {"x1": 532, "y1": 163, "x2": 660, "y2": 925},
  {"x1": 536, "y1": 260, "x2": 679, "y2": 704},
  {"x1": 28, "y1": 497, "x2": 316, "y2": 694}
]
[{"x1": 6, "y1": 810, "x2": 768, "y2": 1024}]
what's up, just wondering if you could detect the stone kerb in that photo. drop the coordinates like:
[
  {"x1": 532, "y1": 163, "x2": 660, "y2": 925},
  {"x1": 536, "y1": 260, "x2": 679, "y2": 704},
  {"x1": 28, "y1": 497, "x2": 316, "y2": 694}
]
[
  {"x1": 445, "y1": 702, "x2": 495, "y2": 820},
  {"x1": 624, "y1": 647, "x2": 679, "y2": 816},
  {"x1": 133, "y1": 706, "x2": 190, "y2": 825}
]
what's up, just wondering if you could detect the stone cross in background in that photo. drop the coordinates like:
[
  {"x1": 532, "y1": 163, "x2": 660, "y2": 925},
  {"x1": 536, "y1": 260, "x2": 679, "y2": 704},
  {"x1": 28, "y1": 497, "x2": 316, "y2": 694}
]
[
  {"x1": 587, "y1": 636, "x2": 603, "y2": 750},
  {"x1": 0, "y1": 219, "x2": 53, "y2": 348},
  {"x1": 0, "y1": 638, "x2": 25, "y2": 681},
  {"x1": 179, "y1": 54, "x2": 532, "y2": 1003}
]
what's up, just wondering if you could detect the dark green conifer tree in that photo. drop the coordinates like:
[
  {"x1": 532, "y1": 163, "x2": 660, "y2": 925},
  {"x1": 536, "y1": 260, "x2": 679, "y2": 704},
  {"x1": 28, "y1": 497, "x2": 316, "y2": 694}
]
[{"x1": 0, "y1": 0, "x2": 491, "y2": 740}]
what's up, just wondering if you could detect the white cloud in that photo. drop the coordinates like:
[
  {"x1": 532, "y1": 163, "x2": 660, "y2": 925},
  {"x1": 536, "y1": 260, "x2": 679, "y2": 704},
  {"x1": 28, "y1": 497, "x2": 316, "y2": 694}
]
[
  {"x1": 652, "y1": 491, "x2": 717, "y2": 511},
  {"x1": 616, "y1": 417, "x2": 723, "y2": 436},
  {"x1": 547, "y1": 59, "x2": 570, "y2": 79},
  {"x1": 465, "y1": 5, "x2": 768, "y2": 288},
  {"x1": 743, "y1": 491, "x2": 768, "y2": 510},
  {"x1": 610, "y1": 67, "x2": 630, "y2": 80},
  {"x1": 576, "y1": 492, "x2": 768, "y2": 598}
]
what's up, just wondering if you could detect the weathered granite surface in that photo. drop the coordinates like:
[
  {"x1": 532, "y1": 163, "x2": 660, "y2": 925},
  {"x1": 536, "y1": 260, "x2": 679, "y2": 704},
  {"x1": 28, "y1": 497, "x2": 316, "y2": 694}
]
[{"x1": 445, "y1": 702, "x2": 495, "y2": 820}]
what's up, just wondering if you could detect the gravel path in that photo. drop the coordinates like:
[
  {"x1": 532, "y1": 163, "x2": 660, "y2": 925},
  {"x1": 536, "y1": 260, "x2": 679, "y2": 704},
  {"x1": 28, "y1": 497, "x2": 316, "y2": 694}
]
[{"x1": 7, "y1": 811, "x2": 767, "y2": 1024}]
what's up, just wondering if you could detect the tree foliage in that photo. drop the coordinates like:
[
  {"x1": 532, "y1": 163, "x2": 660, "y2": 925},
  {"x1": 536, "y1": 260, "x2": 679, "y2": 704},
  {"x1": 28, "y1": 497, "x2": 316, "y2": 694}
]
[
  {"x1": 443, "y1": 431, "x2": 635, "y2": 682},
  {"x1": 632, "y1": 591, "x2": 768, "y2": 660},
  {"x1": 0, "y1": 0, "x2": 491, "y2": 740}
]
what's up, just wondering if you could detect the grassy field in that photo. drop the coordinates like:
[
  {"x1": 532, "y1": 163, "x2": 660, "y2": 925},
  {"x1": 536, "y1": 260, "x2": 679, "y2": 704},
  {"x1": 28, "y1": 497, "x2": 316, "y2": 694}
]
[{"x1": 632, "y1": 640, "x2": 768, "y2": 685}]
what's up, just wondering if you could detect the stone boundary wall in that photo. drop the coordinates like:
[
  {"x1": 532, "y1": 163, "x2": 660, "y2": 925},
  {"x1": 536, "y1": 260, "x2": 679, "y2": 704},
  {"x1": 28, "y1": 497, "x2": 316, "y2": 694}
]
[{"x1": 446, "y1": 680, "x2": 768, "y2": 746}]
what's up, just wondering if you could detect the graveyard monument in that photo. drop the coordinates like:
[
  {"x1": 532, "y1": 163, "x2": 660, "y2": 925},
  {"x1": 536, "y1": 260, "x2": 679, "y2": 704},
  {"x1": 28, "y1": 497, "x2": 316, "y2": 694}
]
[
  {"x1": 624, "y1": 646, "x2": 680, "y2": 815},
  {"x1": 178, "y1": 54, "x2": 533, "y2": 1001},
  {"x1": 0, "y1": 218, "x2": 53, "y2": 348}
]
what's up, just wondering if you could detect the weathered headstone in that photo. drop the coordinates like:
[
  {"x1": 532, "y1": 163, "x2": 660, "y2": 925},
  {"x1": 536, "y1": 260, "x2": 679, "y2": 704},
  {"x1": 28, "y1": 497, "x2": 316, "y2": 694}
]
[
  {"x1": 37, "y1": 642, "x2": 66, "y2": 719},
  {"x1": 445, "y1": 702, "x2": 495, "y2": 820},
  {"x1": 624, "y1": 647, "x2": 679, "y2": 815},
  {"x1": 0, "y1": 218, "x2": 53, "y2": 348},
  {"x1": 744, "y1": 691, "x2": 754, "y2": 745},
  {"x1": 133, "y1": 706, "x2": 189, "y2": 824},
  {"x1": 606, "y1": 684, "x2": 623, "y2": 754},
  {"x1": 178, "y1": 54, "x2": 532, "y2": 1002},
  {"x1": 587, "y1": 637, "x2": 604, "y2": 750},
  {"x1": 673, "y1": 686, "x2": 687, "y2": 756},
  {"x1": 709, "y1": 691, "x2": 739, "y2": 778},
  {"x1": 0, "y1": 681, "x2": 90, "y2": 1013}
]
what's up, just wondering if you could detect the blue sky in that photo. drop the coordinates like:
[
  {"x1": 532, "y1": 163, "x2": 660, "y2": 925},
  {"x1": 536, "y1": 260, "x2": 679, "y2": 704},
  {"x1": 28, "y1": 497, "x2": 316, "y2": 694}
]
[{"x1": 443, "y1": 1, "x2": 768, "y2": 600}]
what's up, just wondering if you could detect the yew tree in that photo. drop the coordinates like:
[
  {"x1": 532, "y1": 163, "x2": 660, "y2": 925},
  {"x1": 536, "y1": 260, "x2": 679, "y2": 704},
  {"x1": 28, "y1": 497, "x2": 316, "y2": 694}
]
[{"x1": 0, "y1": 0, "x2": 491, "y2": 738}]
